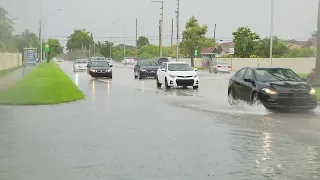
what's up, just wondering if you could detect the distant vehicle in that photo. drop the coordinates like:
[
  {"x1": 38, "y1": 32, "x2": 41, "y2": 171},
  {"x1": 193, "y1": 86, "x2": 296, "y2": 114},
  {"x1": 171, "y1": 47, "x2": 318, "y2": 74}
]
[
  {"x1": 73, "y1": 59, "x2": 88, "y2": 72},
  {"x1": 106, "y1": 58, "x2": 112, "y2": 63},
  {"x1": 156, "y1": 62, "x2": 199, "y2": 89},
  {"x1": 90, "y1": 56, "x2": 106, "y2": 61},
  {"x1": 212, "y1": 62, "x2": 232, "y2": 73},
  {"x1": 228, "y1": 67, "x2": 317, "y2": 111},
  {"x1": 134, "y1": 60, "x2": 159, "y2": 79},
  {"x1": 56, "y1": 58, "x2": 62, "y2": 62},
  {"x1": 87, "y1": 60, "x2": 113, "y2": 78},
  {"x1": 123, "y1": 57, "x2": 135, "y2": 65},
  {"x1": 156, "y1": 57, "x2": 169, "y2": 65}
]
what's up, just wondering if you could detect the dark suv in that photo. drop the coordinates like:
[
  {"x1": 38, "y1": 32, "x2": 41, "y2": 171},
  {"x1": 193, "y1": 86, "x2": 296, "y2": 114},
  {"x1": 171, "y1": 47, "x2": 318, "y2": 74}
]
[
  {"x1": 134, "y1": 60, "x2": 159, "y2": 79},
  {"x1": 156, "y1": 57, "x2": 169, "y2": 65}
]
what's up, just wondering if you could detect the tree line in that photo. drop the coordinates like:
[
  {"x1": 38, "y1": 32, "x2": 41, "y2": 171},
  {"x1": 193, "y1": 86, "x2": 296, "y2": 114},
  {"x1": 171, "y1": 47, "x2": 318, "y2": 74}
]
[{"x1": 0, "y1": 7, "x2": 63, "y2": 59}]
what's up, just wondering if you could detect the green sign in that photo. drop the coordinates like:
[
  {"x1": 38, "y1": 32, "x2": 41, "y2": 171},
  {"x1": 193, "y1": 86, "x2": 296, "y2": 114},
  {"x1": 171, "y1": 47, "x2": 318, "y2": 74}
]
[
  {"x1": 194, "y1": 50, "x2": 198, "y2": 56},
  {"x1": 45, "y1": 44, "x2": 50, "y2": 52}
]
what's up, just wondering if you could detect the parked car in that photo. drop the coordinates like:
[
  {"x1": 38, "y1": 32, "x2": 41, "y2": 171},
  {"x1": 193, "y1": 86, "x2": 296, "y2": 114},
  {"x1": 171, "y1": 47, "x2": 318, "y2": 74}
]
[
  {"x1": 134, "y1": 60, "x2": 159, "y2": 79},
  {"x1": 73, "y1": 59, "x2": 88, "y2": 72},
  {"x1": 156, "y1": 57, "x2": 169, "y2": 65},
  {"x1": 227, "y1": 67, "x2": 317, "y2": 111},
  {"x1": 212, "y1": 62, "x2": 232, "y2": 73},
  {"x1": 87, "y1": 60, "x2": 113, "y2": 78},
  {"x1": 156, "y1": 62, "x2": 199, "y2": 89}
]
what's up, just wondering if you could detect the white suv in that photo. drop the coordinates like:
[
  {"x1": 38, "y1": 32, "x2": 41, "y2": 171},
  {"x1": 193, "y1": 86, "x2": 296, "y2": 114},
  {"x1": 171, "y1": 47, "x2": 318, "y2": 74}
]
[{"x1": 156, "y1": 62, "x2": 199, "y2": 89}]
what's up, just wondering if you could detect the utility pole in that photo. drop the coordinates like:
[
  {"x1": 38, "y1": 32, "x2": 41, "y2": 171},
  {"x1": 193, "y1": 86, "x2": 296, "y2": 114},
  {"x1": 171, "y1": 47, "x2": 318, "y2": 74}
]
[
  {"x1": 176, "y1": 0, "x2": 180, "y2": 61},
  {"x1": 269, "y1": 0, "x2": 274, "y2": 66},
  {"x1": 39, "y1": 0, "x2": 43, "y2": 63},
  {"x1": 135, "y1": 18, "x2": 138, "y2": 58},
  {"x1": 213, "y1": 24, "x2": 216, "y2": 43},
  {"x1": 171, "y1": 19, "x2": 174, "y2": 49},
  {"x1": 159, "y1": 20, "x2": 161, "y2": 56},
  {"x1": 151, "y1": 1, "x2": 163, "y2": 57}
]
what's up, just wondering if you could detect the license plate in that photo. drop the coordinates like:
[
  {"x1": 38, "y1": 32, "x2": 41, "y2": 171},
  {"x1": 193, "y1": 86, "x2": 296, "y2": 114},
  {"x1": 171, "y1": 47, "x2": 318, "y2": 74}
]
[{"x1": 150, "y1": 71, "x2": 154, "y2": 72}]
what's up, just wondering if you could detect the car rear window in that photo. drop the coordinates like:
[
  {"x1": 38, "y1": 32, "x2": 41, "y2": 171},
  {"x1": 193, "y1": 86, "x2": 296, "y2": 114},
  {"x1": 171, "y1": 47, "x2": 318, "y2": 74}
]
[{"x1": 158, "y1": 58, "x2": 169, "y2": 62}]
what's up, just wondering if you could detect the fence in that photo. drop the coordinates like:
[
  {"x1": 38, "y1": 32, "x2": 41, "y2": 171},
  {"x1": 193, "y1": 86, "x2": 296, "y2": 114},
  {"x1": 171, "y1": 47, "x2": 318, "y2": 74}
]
[
  {"x1": 170, "y1": 57, "x2": 316, "y2": 74},
  {"x1": 0, "y1": 53, "x2": 22, "y2": 71}
]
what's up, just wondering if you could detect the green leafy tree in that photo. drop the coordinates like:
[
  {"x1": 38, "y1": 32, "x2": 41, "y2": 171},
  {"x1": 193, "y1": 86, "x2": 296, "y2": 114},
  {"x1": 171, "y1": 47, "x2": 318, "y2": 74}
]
[
  {"x1": 46, "y1": 38, "x2": 62, "y2": 59},
  {"x1": 14, "y1": 29, "x2": 40, "y2": 53},
  {"x1": 137, "y1": 36, "x2": 149, "y2": 48},
  {"x1": 286, "y1": 48, "x2": 315, "y2": 58},
  {"x1": 256, "y1": 37, "x2": 288, "y2": 58},
  {"x1": 0, "y1": 7, "x2": 16, "y2": 52},
  {"x1": 138, "y1": 44, "x2": 158, "y2": 59},
  {"x1": 99, "y1": 41, "x2": 114, "y2": 58},
  {"x1": 232, "y1": 27, "x2": 260, "y2": 58},
  {"x1": 66, "y1": 29, "x2": 91, "y2": 50},
  {"x1": 180, "y1": 16, "x2": 208, "y2": 67}
]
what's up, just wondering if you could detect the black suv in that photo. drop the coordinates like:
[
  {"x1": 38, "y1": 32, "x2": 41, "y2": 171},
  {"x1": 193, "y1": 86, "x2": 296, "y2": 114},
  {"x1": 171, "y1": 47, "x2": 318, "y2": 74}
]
[
  {"x1": 134, "y1": 60, "x2": 159, "y2": 79},
  {"x1": 87, "y1": 60, "x2": 113, "y2": 78}
]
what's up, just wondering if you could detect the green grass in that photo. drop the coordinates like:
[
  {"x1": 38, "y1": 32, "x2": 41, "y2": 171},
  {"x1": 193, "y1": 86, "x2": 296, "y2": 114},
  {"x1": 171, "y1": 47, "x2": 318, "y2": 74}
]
[
  {"x1": 0, "y1": 66, "x2": 21, "y2": 77},
  {"x1": 0, "y1": 62, "x2": 85, "y2": 105},
  {"x1": 315, "y1": 87, "x2": 320, "y2": 101}
]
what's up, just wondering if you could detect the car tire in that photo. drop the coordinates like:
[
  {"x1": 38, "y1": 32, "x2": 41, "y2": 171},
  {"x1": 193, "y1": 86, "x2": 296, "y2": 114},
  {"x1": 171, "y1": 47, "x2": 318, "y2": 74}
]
[
  {"x1": 156, "y1": 76, "x2": 162, "y2": 88},
  {"x1": 165, "y1": 78, "x2": 171, "y2": 89},
  {"x1": 228, "y1": 88, "x2": 237, "y2": 105},
  {"x1": 138, "y1": 72, "x2": 143, "y2": 79},
  {"x1": 134, "y1": 72, "x2": 137, "y2": 79},
  {"x1": 214, "y1": 69, "x2": 218, "y2": 74},
  {"x1": 193, "y1": 86, "x2": 199, "y2": 89},
  {"x1": 251, "y1": 93, "x2": 261, "y2": 106}
]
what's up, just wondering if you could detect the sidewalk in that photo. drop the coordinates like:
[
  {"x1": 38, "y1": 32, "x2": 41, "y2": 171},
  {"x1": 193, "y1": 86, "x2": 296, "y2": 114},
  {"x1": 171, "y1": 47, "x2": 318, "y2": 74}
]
[{"x1": 0, "y1": 68, "x2": 24, "y2": 93}]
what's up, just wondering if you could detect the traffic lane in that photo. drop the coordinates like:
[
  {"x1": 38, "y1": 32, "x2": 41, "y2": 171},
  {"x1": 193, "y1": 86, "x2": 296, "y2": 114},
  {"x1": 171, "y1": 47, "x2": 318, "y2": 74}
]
[
  {"x1": 1, "y1": 61, "x2": 319, "y2": 179},
  {"x1": 0, "y1": 72, "x2": 261, "y2": 180}
]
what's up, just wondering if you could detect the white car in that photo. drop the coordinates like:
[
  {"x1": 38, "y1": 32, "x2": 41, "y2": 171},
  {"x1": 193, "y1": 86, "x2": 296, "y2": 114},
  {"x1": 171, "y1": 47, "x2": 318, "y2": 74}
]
[
  {"x1": 123, "y1": 57, "x2": 135, "y2": 65},
  {"x1": 106, "y1": 58, "x2": 112, "y2": 64},
  {"x1": 156, "y1": 62, "x2": 199, "y2": 89},
  {"x1": 73, "y1": 59, "x2": 88, "y2": 72},
  {"x1": 212, "y1": 62, "x2": 232, "y2": 73}
]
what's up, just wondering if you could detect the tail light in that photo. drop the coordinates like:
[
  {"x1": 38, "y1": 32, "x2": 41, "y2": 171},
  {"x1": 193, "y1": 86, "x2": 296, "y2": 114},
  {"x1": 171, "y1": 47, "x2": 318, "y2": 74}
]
[
  {"x1": 228, "y1": 66, "x2": 232, "y2": 68},
  {"x1": 217, "y1": 66, "x2": 222, "y2": 68}
]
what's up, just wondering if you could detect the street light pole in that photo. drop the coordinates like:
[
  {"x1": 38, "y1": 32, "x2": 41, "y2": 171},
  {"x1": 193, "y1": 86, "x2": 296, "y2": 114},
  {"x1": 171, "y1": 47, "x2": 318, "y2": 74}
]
[
  {"x1": 39, "y1": 0, "x2": 43, "y2": 63},
  {"x1": 269, "y1": 0, "x2": 274, "y2": 66},
  {"x1": 124, "y1": 28, "x2": 126, "y2": 59}
]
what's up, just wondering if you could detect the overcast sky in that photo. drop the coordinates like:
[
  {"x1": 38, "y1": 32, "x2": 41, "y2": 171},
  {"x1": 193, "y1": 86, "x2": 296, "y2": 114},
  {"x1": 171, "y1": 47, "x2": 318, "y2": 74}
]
[{"x1": 1, "y1": 0, "x2": 318, "y2": 47}]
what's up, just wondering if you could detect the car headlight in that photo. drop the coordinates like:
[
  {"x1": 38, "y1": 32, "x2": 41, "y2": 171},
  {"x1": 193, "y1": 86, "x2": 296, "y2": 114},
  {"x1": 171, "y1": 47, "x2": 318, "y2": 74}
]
[
  {"x1": 169, "y1": 74, "x2": 176, "y2": 78},
  {"x1": 261, "y1": 88, "x2": 277, "y2": 95},
  {"x1": 141, "y1": 69, "x2": 146, "y2": 71},
  {"x1": 91, "y1": 69, "x2": 96, "y2": 72},
  {"x1": 107, "y1": 69, "x2": 111, "y2": 72},
  {"x1": 310, "y1": 88, "x2": 316, "y2": 95},
  {"x1": 193, "y1": 75, "x2": 198, "y2": 78}
]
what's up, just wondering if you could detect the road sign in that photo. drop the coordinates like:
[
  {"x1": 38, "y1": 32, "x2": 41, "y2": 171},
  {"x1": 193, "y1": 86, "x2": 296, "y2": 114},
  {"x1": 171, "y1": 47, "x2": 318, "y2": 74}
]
[
  {"x1": 23, "y1": 48, "x2": 37, "y2": 67},
  {"x1": 194, "y1": 50, "x2": 198, "y2": 56},
  {"x1": 229, "y1": 48, "x2": 234, "y2": 55},
  {"x1": 45, "y1": 44, "x2": 50, "y2": 52}
]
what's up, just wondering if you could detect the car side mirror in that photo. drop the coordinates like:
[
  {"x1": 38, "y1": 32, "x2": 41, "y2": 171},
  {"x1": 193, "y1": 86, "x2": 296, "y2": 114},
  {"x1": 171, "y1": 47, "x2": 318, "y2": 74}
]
[
  {"x1": 193, "y1": 68, "x2": 198, "y2": 71},
  {"x1": 161, "y1": 68, "x2": 166, "y2": 71},
  {"x1": 244, "y1": 78, "x2": 252, "y2": 82},
  {"x1": 109, "y1": 65, "x2": 113, "y2": 67},
  {"x1": 87, "y1": 65, "x2": 90, "y2": 67},
  {"x1": 302, "y1": 78, "x2": 307, "y2": 81}
]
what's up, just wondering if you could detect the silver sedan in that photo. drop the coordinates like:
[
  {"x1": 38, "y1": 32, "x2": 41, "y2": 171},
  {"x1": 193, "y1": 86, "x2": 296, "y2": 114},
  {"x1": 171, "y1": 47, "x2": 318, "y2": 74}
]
[
  {"x1": 73, "y1": 59, "x2": 88, "y2": 72},
  {"x1": 212, "y1": 62, "x2": 232, "y2": 74}
]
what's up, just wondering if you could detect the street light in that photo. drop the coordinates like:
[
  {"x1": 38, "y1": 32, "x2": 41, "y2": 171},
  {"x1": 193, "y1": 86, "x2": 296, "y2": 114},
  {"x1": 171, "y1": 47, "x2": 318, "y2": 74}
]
[
  {"x1": 112, "y1": 23, "x2": 126, "y2": 59},
  {"x1": 269, "y1": 0, "x2": 274, "y2": 66}
]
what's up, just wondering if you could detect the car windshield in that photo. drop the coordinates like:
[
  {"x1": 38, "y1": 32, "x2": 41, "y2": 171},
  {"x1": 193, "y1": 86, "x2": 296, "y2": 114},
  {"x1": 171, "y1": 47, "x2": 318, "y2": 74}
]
[
  {"x1": 254, "y1": 68, "x2": 302, "y2": 82},
  {"x1": 75, "y1": 60, "x2": 87, "y2": 64},
  {"x1": 126, "y1": 57, "x2": 133, "y2": 59},
  {"x1": 140, "y1": 61, "x2": 158, "y2": 66},
  {"x1": 91, "y1": 57, "x2": 105, "y2": 60},
  {"x1": 217, "y1": 63, "x2": 228, "y2": 65},
  {"x1": 168, "y1": 64, "x2": 193, "y2": 71},
  {"x1": 159, "y1": 58, "x2": 168, "y2": 62},
  {"x1": 91, "y1": 61, "x2": 110, "y2": 67}
]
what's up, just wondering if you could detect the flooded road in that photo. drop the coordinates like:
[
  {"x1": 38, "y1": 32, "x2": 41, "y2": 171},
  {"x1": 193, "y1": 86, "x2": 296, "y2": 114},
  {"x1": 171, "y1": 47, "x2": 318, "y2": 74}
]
[{"x1": 0, "y1": 61, "x2": 320, "y2": 180}]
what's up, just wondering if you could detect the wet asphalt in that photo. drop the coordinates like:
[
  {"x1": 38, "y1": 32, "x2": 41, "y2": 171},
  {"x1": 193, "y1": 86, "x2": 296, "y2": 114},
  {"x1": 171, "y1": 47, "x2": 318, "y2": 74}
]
[{"x1": 1, "y1": 61, "x2": 320, "y2": 180}]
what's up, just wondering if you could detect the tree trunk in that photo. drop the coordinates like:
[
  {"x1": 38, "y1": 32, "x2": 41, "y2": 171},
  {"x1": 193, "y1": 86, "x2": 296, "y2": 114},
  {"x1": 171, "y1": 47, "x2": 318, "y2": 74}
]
[
  {"x1": 191, "y1": 55, "x2": 194, "y2": 67},
  {"x1": 315, "y1": 0, "x2": 320, "y2": 86}
]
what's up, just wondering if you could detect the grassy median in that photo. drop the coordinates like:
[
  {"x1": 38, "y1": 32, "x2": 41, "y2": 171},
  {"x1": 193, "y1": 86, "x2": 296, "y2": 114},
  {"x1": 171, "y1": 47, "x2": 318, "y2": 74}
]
[
  {"x1": 0, "y1": 66, "x2": 21, "y2": 77},
  {"x1": 0, "y1": 62, "x2": 85, "y2": 105}
]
